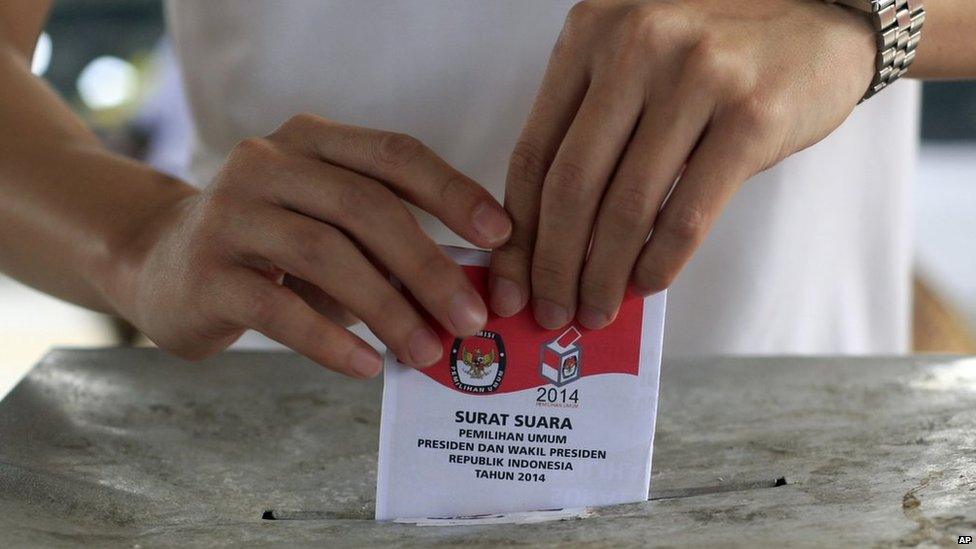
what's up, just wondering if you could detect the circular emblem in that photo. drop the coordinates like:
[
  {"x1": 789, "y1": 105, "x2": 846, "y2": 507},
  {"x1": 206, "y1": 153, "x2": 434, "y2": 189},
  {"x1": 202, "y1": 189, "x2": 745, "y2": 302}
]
[
  {"x1": 450, "y1": 330, "x2": 506, "y2": 393},
  {"x1": 561, "y1": 355, "x2": 579, "y2": 377}
]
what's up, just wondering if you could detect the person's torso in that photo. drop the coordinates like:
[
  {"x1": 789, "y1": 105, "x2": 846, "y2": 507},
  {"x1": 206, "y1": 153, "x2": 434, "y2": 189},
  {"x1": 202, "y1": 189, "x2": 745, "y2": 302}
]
[{"x1": 166, "y1": 0, "x2": 920, "y2": 355}]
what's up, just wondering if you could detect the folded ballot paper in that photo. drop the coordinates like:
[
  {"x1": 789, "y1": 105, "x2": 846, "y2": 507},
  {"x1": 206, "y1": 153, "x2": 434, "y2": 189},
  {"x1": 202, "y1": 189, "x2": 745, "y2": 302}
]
[{"x1": 375, "y1": 246, "x2": 666, "y2": 520}]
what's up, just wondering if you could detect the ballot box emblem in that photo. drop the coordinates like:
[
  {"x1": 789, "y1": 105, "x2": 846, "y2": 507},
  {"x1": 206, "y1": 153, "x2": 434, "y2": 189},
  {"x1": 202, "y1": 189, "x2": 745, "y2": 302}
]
[
  {"x1": 539, "y1": 327, "x2": 583, "y2": 387},
  {"x1": 450, "y1": 331, "x2": 506, "y2": 393}
]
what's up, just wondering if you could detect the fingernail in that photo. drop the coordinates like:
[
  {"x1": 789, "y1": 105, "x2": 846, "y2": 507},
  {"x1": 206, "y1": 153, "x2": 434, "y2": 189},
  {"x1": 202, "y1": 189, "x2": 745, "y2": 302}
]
[
  {"x1": 408, "y1": 327, "x2": 443, "y2": 367},
  {"x1": 471, "y1": 202, "x2": 512, "y2": 245},
  {"x1": 349, "y1": 348, "x2": 382, "y2": 378},
  {"x1": 577, "y1": 305, "x2": 614, "y2": 330},
  {"x1": 533, "y1": 298, "x2": 571, "y2": 329},
  {"x1": 449, "y1": 289, "x2": 488, "y2": 335},
  {"x1": 490, "y1": 276, "x2": 525, "y2": 317}
]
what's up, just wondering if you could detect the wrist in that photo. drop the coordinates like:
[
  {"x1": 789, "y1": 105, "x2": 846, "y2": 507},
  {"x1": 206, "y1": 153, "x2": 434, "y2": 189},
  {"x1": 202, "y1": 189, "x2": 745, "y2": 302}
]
[
  {"x1": 89, "y1": 166, "x2": 199, "y2": 321},
  {"x1": 821, "y1": 0, "x2": 880, "y2": 100},
  {"x1": 824, "y1": 0, "x2": 926, "y2": 101}
]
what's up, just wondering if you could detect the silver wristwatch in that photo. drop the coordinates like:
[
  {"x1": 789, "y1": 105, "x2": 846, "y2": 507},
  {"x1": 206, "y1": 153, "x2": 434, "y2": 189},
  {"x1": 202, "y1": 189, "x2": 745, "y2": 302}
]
[{"x1": 826, "y1": 0, "x2": 925, "y2": 102}]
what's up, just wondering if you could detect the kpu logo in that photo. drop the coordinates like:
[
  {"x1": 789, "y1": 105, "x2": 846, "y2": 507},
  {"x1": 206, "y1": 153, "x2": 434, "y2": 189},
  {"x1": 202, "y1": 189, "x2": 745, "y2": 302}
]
[
  {"x1": 450, "y1": 331, "x2": 506, "y2": 393},
  {"x1": 540, "y1": 326, "x2": 583, "y2": 387}
]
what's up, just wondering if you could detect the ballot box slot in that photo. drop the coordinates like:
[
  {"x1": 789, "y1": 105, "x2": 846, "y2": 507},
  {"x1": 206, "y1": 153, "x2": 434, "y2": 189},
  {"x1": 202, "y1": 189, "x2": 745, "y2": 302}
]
[
  {"x1": 650, "y1": 476, "x2": 788, "y2": 501},
  {"x1": 260, "y1": 476, "x2": 788, "y2": 521}
]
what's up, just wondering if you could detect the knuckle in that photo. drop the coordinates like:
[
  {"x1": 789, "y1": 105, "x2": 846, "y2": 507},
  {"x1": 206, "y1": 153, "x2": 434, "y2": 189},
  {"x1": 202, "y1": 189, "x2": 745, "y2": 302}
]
[
  {"x1": 684, "y1": 36, "x2": 728, "y2": 82},
  {"x1": 497, "y1": 237, "x2": 532, "y2": 262},
  {"x1": 544, "y1": 161, "x2": 591, "y2": 206},
  {"x1": 490, "y1": 238, "x2": 533, "y2": 277},
  {"x1": 366, "y1": 289, "x2": 409, "y2": 326},
  {"x1": 225, "y1": 138, "x2": 286, "y2": 181},
  {"x1": 682, "y1": 36, "x2": 756, "y2": 99},
  {"x1": 416, "y1": 248, "x2": 455, "y2": 281},
  {"x1": 230, "y1": 137, "x2": 274, "y2": 160},
  {"x1": 374, "y1": 132, "x2": 426, "y2": 171},
  {"x1": 291, "y1": 112, "x2": 324, "y2": 126},
  {"x1": 212, "y1": 139, "x2": 276, "y2": 187},
  {"x1": 557, "y1": 1, "x2": 601, "y2": 55},
  {"x1": 292, "y1": 226, "x2": 337, "y2": 272},
  {"x1": 406, "y1": 250, "x2": 464, "y2": 302},
  {"x1": 619, "y1": 3, "x2": 685, "y2": 52},
  {"x1": 551, "y1": 30, "x2": 578, "y2": 60},
  {"x1": 278, "y1": 112, "x2": 323, "y2": 135},
  {"x1": 662, "y1": 205, "x2": 708, "y2": 243},
  {"x1": 531, "y1": 253, "x2": 574, "y2": 290},
  {"x1": 382, "y1": 288, "x2": 415, "y2": 320},
  {"x1": 335, "y1": 180, "x2": 393, "y2": 224},
  {"x1": 247, "y1": 287, "x2": 285, "y2": 329},
  {"x1": 731, "y1": 93, "x2": 786, "y2": 141},
  {"x1": 436, "y1": 173, "x2": 472, "y2": 206},
  {"x1": 507, "y1": 140, "x2": 550, "y2": 187},
  {"x1": 566, "y1": 1, "x2": 599, "y2": 28},
  {"x1": 608, "y1": 185, "x2": 655, "y2": 229}
]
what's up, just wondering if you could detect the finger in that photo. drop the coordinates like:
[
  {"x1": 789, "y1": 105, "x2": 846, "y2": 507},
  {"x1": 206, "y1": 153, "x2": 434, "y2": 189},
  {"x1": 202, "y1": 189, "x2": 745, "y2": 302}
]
[
  {"x1": 529, "y1": 74, "x2": 644, "y2": 329},
  {"x1": 271, "y1": 161, "x2": 487, "y2": 338},
  {"x1": 283, "y1": 274, "x2": 359, "y2": 327},
  {"x1": 269, "y1": 114, "x2": 511, "y2": 249},
  {"x1": 235, "y1": 209, "x2": 445, "y2": 368},
  {"x1": 226, "y1": 270, "x2": 383, "y2": 379},
  {"x1": 631, "y1": 122, "x2": 757, "y2": 295},
  {"x1": 577, "y1": 85, "x2": 714, "y2": 329},
  {"x1": 488, "y1": 33, "x2": 590, "y2": 317}
]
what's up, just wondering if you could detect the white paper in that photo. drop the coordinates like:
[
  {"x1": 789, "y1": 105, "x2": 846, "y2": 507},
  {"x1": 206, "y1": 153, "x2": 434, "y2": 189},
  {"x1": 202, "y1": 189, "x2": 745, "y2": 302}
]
[{"x1": 375, "y1": 246, "x2": 666, "y2": 520}]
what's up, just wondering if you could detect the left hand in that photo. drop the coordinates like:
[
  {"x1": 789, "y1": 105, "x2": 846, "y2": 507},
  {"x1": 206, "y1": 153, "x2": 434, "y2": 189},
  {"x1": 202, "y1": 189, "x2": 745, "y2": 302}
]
[{"x1": 489, "y1": 0, "x2": 877, "y2": 329}]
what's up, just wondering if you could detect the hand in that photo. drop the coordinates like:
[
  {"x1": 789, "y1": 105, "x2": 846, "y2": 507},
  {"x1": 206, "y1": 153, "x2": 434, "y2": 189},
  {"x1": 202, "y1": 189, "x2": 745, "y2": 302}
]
[
  {"x1": 110, "y1": 114, "x2": 512, "y2": 377},
  {"x1": 489, "y1": 0, "x2": 876, "y2": 329}
]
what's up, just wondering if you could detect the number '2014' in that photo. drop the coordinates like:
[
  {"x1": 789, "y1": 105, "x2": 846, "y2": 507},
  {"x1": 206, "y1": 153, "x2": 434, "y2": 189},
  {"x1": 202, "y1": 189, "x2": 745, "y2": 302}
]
[{"x1": 536, "y1": 387, "x2": 579, "y2": 403}]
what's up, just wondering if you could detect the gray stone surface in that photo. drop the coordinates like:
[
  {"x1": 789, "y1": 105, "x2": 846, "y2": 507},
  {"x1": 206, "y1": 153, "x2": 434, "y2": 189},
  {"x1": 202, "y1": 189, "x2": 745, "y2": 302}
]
[{"x1": 1, "y1": 349, "x2": 975, "y2": 547}]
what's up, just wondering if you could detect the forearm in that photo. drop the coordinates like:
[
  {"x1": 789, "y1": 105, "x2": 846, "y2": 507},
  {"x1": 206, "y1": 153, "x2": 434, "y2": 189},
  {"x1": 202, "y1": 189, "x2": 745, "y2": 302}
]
[
  {"x1": 906, "y1": 0, "x2": 976, "y2": 79},
  {"x1": 0, "y1": 45, "x2": 197, "y2": 314}
]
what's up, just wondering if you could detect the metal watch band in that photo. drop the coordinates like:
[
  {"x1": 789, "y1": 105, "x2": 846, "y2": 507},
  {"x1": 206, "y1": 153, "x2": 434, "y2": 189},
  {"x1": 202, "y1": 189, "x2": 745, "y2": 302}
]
[{"x1": 827, "y1": 0, "x2": 925, "y2": 102}]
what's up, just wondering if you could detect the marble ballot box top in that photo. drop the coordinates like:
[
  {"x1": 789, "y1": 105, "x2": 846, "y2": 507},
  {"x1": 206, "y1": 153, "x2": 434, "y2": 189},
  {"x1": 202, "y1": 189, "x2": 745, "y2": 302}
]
[{"x1": 1, "y1": 349, "x2": 974, "y2": 547}]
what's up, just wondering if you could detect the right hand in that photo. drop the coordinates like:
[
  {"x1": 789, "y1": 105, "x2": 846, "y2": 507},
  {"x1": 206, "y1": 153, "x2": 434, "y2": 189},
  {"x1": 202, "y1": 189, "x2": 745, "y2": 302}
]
[{"x1": 110, "y1": 114, "x2": 512, "y2": 378}]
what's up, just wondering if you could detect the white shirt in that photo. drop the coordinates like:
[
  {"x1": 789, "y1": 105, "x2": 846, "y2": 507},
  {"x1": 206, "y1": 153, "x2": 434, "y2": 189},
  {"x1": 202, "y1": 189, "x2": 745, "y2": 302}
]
[{"x1": 166, "y1": 0, "x2": 920, "y2": 355}]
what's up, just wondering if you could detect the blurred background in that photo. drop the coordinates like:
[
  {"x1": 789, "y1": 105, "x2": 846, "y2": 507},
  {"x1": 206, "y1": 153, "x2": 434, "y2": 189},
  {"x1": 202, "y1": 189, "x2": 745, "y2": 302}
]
[{"x1": 1, "y1": 0, "x2": 975, "y2": 397}]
